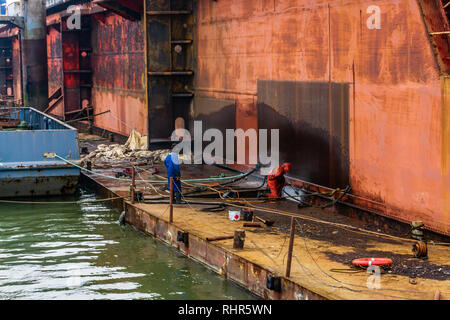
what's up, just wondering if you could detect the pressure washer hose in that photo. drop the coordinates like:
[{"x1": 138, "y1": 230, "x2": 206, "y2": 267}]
[{"x1": 215, "y1": 163, "x2": 262, "y2": 186}]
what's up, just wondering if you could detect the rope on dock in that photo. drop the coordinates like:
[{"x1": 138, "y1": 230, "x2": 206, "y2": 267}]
[
  {"x1": 54, "y1": 154, "x2": 248, "y2": 184},
  {"x1": 224, "y1": 201, "x2": 450, "y2": 247},
  {"x1": 174, "y1": 178, "x2": 450, "y2": 247},
  {"x1": 52, "y1": 155, "x2": 450, "y2": 247}
]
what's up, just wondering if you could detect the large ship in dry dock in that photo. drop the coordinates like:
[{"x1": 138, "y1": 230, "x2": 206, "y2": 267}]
[
  {"x1": 15, "y1": 0, "x2": 444, "y2": 236},
  {"x1": 0, "y1": 0, "x2": 448, "y2": 302}
]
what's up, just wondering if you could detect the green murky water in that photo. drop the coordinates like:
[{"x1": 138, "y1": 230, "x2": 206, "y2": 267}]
[{"x1": 0, "y1": 188, "x2": 255, "y2": 300}]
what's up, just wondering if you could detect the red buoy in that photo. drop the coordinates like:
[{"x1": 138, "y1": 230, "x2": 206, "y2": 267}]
[{"x1": 352, "y1": 258, "x2": 393, "y2": 268}]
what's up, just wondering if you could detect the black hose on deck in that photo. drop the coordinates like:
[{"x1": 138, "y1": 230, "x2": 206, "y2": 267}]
[{"x1": 216, "y1": 163, "x2": 262, "y2": 187}]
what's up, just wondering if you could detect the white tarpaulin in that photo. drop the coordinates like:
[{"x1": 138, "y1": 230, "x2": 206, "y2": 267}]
[{"x1": 124, "y1": 130, "x2": 148, "y2": 151}]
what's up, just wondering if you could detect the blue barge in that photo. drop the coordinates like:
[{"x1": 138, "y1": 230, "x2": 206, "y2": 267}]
[{"x1": 0, "y1": 107, "x2": 80, "y2": 198}]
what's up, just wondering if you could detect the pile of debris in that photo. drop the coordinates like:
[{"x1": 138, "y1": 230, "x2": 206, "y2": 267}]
[
  {"x1": 80, "y1": 130, "x2": 177, "y2": 168},
  {"x1": 82, "y1": 144, "x2": 171, "y2": 163},
  {"x1": 79, "y1": 130, "x2": 192, "y2": 169}
]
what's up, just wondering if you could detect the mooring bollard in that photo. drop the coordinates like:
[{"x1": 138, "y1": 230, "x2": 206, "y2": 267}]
[
  {"x1": 169, "y1": 177, "x2": 174, "y2": 223},
  {"x1": 233, "y1": 229, "x2": 245, "y2": 249},
  {"x1": 131, "y1": 166, "x2": 136, "y2": 204},
  {"x1": 285, "y1": 216, "x2": 296, "y2": 277}
]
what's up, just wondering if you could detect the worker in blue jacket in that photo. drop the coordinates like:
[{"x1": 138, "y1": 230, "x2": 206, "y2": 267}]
[{"x1": 164, "y1": 152, "x2": 184, "y2": 204}]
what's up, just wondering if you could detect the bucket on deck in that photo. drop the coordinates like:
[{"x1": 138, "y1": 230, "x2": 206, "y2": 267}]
[{"x1": 229, "y1": 210, "x2": 241, "y2": 221}]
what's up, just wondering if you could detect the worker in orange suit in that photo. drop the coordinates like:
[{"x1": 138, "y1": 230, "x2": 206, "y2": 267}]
[{"x1": 265, "y1": 163, "x2": 292, "y2": 199}]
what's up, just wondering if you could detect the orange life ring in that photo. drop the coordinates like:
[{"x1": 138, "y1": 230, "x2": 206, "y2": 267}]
[{"x1": 352, "y1": 258, "x2": 393, "y2": 268}]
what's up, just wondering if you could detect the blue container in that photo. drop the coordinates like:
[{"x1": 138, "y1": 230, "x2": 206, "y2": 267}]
[{"x1": 0, "y1": 107, "x2": 80, "y2": 198}]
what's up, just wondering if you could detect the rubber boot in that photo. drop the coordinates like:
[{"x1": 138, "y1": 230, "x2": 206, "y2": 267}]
[{"x1": 175, "y1": 192, "x2": 186, "y2": 204}]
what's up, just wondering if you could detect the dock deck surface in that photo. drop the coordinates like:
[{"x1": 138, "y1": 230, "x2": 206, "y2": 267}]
[
  {"x1": 79, "y1": 134, "x2": 450, "y2": 300},
  {"x1": 130, "y1": 202, "x2": 450, "y2": 300}
]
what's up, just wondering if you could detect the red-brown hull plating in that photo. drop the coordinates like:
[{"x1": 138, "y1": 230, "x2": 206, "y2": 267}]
[{"x1": 195, "y1": 0, "x2": 450, "y2": 236}]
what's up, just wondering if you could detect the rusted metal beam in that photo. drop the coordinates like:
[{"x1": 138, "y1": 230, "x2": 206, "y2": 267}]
[
  {"x1": 169, "y1": 177, "x2": 174, "y2": 223},
  {"x1": 254, "y1": 216, "x2": 275, "y2": 226},
  {"x1": 285, "y1": 217, "x2": 296, "y2": 278},
  {"x1": 131, "y1": 166, "x2": 136, "y2": 204},
  {"x1": 21, "y1": 0, "x2": 49, "y2": 111},
  {"x1": 243, "y1": 222, "x2": 263, "y2": 228},
  {"x1": 143, "y1": 0, "x2": 149, "y2": 146},
  {"x1": 417, "y1": 0, "x2": 450, "y2": 73},
  {"x1": 93, "y1": 0, "x2": 141, "y2": 21},
  {"x1": 45, "y1": 95, "x2": 64, "y2": 114},
  {"x1": 48, "y1": 87, "x2": 62, "y2": 102},
  {"x1": 206, "y1": 235, "x2": 234, "y2": 242},
  {"x1": 58, "y1": 5, "x2": 107, "y2": 18},
  {"x1": 0, "y1": 119, "x2": 20, "y2": 128},
  {"x1": 64, "y1": 110, "x2": 111, "y2": 124}
]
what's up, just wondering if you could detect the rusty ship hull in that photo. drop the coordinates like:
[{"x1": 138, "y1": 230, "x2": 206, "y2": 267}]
[
  {"x1": 191, "y1": 0, "x2": 450, "y2": 236},
  {"x1": 0, "y1": 0, "x2": 448, "y2": 235}
]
